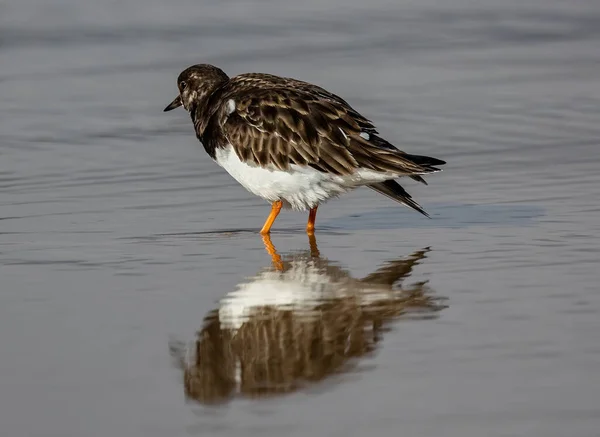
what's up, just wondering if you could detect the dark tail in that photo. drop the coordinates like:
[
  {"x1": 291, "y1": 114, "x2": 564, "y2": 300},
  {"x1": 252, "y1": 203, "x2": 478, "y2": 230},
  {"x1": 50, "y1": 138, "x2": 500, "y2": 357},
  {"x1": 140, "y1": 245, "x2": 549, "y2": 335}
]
[
  {"x1": 406, "y1": 154, "x2": 446, "y2": 168},
  {"x1": 367, "y1": 180, "x2": 430, "y2": 217},
  {"x1": 406, "y1": 154, "x2": 446, "y2": 185},
  {"x1": 367, "y1": 135, "x2": 446, "y2": 185}
]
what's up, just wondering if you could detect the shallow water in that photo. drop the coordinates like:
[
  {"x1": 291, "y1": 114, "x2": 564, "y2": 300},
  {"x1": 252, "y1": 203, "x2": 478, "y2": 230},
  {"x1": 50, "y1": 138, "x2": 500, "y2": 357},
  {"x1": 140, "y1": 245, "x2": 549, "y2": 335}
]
[{"x1": 2, "y1": 0, "x2": 600, "y2": 436}]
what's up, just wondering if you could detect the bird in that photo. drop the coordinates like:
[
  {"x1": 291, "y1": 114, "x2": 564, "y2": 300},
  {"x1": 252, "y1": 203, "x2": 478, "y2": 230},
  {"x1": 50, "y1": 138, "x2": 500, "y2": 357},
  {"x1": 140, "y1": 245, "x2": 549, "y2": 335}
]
[{"x1": 163, "y1": 64, "x2": 446, "y2": 234}]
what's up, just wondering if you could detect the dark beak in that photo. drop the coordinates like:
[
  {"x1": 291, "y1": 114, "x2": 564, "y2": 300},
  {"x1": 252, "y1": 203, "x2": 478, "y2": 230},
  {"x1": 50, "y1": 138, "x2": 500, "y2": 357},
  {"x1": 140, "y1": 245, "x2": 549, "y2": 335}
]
[{"x1": 163, "y1": 95, "x2": 183, "y2": 112}]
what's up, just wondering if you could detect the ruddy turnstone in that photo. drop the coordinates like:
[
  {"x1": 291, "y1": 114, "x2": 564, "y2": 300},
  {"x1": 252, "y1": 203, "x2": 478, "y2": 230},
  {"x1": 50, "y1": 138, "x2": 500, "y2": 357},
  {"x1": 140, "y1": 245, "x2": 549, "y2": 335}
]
[{"x1": 164, "y1": 64, "x2": 446, "y2": 234}]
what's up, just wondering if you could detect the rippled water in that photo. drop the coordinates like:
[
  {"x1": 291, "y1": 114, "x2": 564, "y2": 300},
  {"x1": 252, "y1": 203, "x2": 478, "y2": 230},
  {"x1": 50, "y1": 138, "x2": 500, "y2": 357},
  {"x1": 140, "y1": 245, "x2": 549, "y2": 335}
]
[{"x1": 2, "y1": 0, "x2": 600, "y2": 436}]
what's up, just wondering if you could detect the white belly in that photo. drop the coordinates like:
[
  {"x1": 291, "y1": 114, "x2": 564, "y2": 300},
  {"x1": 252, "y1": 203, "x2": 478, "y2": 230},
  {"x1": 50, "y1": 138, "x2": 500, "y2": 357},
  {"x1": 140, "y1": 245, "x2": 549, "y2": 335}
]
[{"x1": 214, "y1": 145, "x2": 390, "y2": 210}]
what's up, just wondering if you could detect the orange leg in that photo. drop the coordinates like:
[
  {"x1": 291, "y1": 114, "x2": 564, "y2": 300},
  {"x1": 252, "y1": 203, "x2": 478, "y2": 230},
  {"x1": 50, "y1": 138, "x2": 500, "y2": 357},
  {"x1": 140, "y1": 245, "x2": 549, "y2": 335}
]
[
  {"x1": 306, "y1": 206, "x2": 318, "y2": 234},
  {"x1": 260, "y1": 201, "x2": 283, "y2": 235},
  {"x1": 261, "y1": 234, "x2": 284, "y2": 271}
]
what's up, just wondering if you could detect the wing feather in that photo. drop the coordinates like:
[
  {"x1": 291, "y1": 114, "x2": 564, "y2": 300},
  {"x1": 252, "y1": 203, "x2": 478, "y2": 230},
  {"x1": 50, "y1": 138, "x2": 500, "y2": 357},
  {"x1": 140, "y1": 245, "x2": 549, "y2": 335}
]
[{"x1": 217, "y1": 86, "x2": 440, "y2": 177}]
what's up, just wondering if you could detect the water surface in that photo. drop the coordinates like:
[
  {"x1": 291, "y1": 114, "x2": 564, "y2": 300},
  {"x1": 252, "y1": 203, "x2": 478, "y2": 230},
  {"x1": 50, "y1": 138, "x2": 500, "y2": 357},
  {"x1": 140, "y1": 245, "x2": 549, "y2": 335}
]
[{"x1": 1, "y1": 0, "x2": 600, "y2": 436}]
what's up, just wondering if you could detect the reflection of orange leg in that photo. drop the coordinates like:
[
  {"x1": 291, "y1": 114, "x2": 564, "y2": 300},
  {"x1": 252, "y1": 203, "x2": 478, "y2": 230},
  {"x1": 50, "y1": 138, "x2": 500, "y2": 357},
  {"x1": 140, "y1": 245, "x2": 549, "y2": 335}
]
[
  {"x1": 306, "y1": 206, "x2": 318, "y2": 234},
  {"x1": 261, "y1": 234, "x2": 284, "y2": 271},
  {"x1": 260, "y1": 201, "x2": 282, "y2": 235},
  {"x1": 308, "y1": 233, "x2": 320, "y2": 258}
]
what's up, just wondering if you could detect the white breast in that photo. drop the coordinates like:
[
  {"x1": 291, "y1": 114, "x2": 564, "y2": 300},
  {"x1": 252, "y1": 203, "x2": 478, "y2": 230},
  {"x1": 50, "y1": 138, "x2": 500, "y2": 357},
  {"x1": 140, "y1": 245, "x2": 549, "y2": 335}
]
[{"x1": 214, "y1": 144, "x2": 391, "y2": 210}]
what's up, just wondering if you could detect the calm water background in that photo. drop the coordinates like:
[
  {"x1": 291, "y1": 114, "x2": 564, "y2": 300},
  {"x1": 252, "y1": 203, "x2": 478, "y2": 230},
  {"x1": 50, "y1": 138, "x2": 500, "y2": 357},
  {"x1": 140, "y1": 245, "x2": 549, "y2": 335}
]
[{"x1": 2, "y1": 0, "x2": 600, "y2": 436}]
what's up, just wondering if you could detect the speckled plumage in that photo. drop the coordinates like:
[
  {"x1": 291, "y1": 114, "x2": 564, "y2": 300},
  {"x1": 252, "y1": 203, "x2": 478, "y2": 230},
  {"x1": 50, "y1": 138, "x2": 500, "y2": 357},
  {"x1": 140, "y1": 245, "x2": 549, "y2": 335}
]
[{"x1": 164, "y1": 64, "x2": 445, "y2": 215}]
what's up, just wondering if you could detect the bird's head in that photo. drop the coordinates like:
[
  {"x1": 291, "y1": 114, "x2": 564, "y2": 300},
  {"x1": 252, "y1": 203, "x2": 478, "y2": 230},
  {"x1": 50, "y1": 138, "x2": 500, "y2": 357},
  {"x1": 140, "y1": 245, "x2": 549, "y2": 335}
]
[{"x1": 163, "y1": 64, "x2": 229, "y2": 113}]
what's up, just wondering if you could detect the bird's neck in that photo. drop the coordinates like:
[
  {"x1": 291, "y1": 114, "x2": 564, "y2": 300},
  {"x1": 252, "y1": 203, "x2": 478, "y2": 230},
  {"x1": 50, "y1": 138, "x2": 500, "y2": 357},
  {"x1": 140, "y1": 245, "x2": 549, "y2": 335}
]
[
  {"x1": 190, "y1": 102, "x2": 208, "y2": 136},
  {"x1": 190, "y1": 78, "x2": 230, "y2": 137}
]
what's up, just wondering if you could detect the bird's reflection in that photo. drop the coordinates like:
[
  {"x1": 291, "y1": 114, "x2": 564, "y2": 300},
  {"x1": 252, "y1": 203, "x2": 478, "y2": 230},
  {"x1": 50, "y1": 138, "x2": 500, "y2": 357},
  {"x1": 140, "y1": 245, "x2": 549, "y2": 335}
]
[{"x1": 170, "y1": 235, "x2": 446, "y2": 405}]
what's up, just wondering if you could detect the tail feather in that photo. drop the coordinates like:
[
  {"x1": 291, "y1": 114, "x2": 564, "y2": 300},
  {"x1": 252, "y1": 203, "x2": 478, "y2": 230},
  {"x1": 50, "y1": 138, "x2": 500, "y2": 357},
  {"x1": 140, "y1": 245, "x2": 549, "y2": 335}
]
[
  {"x1": 410, "y1": 175, "x2": 428, "y2": 185},
  {"x1": 405, "y1": 154, "x2": 446, "y2": 167},
  {"x1": 367, "y1": 135, "x2": 445, "y2": 182},
  {"x1": 367, "y1": 180, "x2": 430, "y2": 218},
  {"x1": 407, "y1": 154, "x2": 445, "y2": 185}
]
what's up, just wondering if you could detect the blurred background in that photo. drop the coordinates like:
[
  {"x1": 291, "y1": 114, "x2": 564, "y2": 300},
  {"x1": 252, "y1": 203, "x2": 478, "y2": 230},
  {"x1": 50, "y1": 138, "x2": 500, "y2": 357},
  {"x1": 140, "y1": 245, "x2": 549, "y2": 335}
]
[{"x1": 1, "y1": 0, "x2": 600, "y2": 436}]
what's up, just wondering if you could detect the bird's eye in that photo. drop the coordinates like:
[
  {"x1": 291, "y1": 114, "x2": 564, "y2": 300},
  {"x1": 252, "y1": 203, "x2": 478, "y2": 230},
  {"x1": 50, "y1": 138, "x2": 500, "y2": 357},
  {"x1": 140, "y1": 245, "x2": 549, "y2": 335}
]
[{"x1": 179, "y1": 81, "x2": 187, "y2": 89}]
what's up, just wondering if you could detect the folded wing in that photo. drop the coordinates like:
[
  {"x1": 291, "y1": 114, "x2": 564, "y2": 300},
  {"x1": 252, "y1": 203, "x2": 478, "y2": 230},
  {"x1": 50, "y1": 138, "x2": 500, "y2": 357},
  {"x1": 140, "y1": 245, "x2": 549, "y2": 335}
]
[{"x1": 218, "y1": 87, "x2": 444, "y2": 177}]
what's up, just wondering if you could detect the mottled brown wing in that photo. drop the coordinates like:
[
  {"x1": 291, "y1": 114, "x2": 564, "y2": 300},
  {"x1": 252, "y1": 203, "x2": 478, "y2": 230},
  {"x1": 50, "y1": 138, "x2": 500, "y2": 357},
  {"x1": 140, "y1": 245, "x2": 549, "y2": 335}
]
[
  {"x1": 220, "y1": 87, "x2": 432, "y2": 177},
  {"x1": 233, "y1": 73, "x2": 376, "y2": 132}
]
